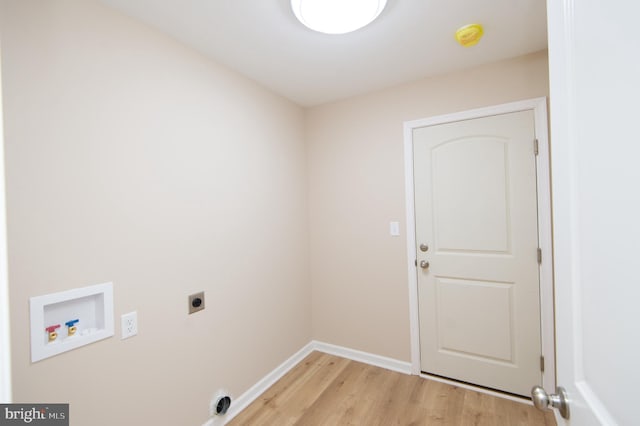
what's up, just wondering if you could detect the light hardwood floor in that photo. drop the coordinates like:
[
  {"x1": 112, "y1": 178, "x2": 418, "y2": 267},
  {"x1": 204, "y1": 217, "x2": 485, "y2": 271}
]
[{"x1": 228, "y1": 351, "x2": 557, "y2": 426}]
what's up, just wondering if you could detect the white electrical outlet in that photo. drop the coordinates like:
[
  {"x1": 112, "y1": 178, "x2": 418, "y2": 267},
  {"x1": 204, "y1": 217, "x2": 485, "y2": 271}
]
[{"x1": 121, "y1": 311, "x2": 138, "y2": 340}]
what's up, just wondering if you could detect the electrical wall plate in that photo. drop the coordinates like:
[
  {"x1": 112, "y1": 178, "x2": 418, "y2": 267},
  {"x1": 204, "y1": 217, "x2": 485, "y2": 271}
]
[
  {"x1": 121, "y1": 311, "x2": 138, "y2": 340},
  {"x1": 188, "y1": 291, "x2": 205, "y2": 314}
]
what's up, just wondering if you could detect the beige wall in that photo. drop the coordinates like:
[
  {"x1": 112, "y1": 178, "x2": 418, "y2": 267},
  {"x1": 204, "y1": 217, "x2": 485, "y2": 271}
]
[
  {"x1": 306, "y1": 50, "x2": 549, "y2": 362},
  {"x1": 0, "y1": 1, "x2": 310, "y2": 425}
]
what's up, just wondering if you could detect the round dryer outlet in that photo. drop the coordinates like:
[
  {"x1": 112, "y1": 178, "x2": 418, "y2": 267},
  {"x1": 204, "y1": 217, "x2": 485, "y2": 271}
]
[{"x1": 210, "y1": 390, "x2": 232, "y2": 417}]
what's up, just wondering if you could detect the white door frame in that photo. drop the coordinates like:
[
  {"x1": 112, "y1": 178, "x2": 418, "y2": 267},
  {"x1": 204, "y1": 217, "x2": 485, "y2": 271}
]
[
  {"x1": 0, "y1": 41, "x2": 12, "y2": 403},
  {"x1": 403, "y1": 97, "x2": 555, "y2": 392}
]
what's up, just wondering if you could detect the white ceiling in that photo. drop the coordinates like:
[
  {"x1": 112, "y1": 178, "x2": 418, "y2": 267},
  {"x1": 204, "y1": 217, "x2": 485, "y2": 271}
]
[{"x1": 98, "y1": 0, "x2": 548, "y2": 107}]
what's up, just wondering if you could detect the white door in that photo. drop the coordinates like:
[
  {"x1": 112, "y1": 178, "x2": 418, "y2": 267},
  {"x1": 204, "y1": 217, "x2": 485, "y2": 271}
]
[
  {"x1": 413, "y1": 110, "x2": 541, "y2": 397},
  {"x1": 543, "y1": 0, "x2": 640, "y2": 424}
]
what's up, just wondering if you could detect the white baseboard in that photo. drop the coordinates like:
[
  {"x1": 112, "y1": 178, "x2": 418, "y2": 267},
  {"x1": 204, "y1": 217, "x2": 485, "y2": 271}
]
[
  {"x1": 203, "y1": 341, "x2": 315, "y2": 426},
  {"x1": 311, "y1": 341, "x2": 412, "y2": 375},
  {"x1": 201, "y1": 340, "x2": 411, "y2": 425}
]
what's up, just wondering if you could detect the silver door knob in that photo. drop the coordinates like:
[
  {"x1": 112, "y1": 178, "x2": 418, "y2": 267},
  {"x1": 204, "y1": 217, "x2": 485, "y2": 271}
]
[
  {"x1": 531, "y1": 386, "x2": 570, "y2": 420},
  {"x1": 419, "y1": 243, "x2": 429, "y2": 252},
  {"x1": 419, "y1": 260, "x2": 430, "y2": 269}
]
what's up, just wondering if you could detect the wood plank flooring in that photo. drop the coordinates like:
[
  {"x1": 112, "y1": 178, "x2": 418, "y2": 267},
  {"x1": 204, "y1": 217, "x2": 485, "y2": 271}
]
[{"x1": 228, "y1": 351, "x2": 557, "y2": 426}]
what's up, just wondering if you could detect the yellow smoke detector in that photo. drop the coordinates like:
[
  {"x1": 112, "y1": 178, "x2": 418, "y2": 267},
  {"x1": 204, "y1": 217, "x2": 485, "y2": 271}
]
[{"x1": 455, "y1": 24, "x2": 484, "y2": 47}]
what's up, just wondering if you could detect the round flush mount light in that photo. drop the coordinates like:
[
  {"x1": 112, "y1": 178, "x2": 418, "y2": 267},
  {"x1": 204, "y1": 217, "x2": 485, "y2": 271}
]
[{"x1": 291, "y1": 0, "x2": 388, "y2": 35}]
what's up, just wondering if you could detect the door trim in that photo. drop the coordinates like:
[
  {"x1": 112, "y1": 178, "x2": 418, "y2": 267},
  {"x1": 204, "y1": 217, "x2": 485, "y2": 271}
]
[{"x1": 403, "y1": 97, "x2": 555, "y2": 391}]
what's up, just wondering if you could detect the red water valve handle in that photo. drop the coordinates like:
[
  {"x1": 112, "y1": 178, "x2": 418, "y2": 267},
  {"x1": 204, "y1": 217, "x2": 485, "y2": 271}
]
[{"x1": 45, "y1": 324, "x2": 60, "y2": 333}]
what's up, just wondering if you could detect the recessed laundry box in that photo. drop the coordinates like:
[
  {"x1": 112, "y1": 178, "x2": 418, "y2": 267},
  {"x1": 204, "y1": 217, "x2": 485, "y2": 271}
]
[{"x1": 30, "y1": 282, "x2": 114, "y2": 362}]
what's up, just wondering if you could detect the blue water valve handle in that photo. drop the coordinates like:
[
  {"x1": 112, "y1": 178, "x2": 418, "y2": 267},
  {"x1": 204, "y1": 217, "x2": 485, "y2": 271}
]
[{"x1": 65, "y1": 319, "x2": 79, "y2": 336}]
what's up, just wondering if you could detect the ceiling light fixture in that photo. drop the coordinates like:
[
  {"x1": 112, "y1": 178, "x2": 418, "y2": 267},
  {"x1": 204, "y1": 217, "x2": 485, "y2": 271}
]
[{"x1": 291, "y1": 0, "x2": 387, "y2": 35}]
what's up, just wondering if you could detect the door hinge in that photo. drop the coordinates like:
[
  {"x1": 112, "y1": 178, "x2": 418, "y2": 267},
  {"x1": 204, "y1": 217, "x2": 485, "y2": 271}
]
[
  {"x1": 540, "y1": 355, "x2": 545, "y2": 372},
  {"x1": 537, "y1": 247, "x2": 542, "y2": 264},
  {"x1": 414, "y1": 259, "x2": 417, "y2": 267},
  {"x1": 534, "y1": 138, "x2": 539, "y2": 155}
]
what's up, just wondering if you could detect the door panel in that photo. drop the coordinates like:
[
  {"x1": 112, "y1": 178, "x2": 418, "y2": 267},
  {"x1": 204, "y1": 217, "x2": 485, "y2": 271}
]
[
  {"x1": 546, "y1": 0, "x2": 640, "y2": 424},
  {"x1": 414, "y1": 110, "x2": 541, "y2": 397},
  {"x1": 433, "y1": 137, "x2": 510, "y2": 253},
  {"x1": 436, "y1": 277, "x2": 514, "y2": 362}
]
